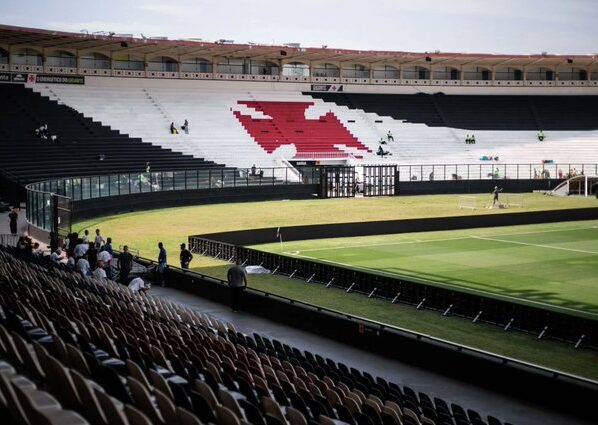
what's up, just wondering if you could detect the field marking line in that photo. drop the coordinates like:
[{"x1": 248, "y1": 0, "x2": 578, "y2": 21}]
[
  {"x1": 286, "y1": 225, "x2": 598, "y2": 254},
  {"x1": 471, "y1": 236, "x2": 598, "y2": 255},
  {"x1": 284, "y1": 235, "x2": 472, "y2": 254},
  {"x1": 292, "y1": 252, "x2": 598, "y2": 319}
]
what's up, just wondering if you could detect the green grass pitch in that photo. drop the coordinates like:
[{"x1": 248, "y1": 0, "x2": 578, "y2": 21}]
[{"x1": 255, "y1": 220, "x2": 598, "y2": 318}]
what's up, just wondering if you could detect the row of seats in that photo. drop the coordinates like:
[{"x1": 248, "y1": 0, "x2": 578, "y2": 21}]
[
  {"x1": 0, "y1": 246, "x2": 514, "y2": 425},
  {"x1": 0, "y1": 84, "x2": 226, "y2": 183},
  {"x1": 309, "y1": 93, "x2": 598, "y2": 131}
]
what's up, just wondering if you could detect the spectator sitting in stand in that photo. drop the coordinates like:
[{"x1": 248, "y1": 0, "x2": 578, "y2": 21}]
[
  {"x1": 50, "y1": 248, "x2": 63, "y2": 265},
  {"x1": 376, "y1": 146, "x2": 391, "y2": 157},
  {"x1": 379, "y1": 137, "x2": 387, "y2": 145},
  {"x1": 32, "y1": 242, "x2": 43, "y2": 258},
  {"x1": 170, "y1": 122, "x2": 178, "y2": 134},
  {"x1": 251, "y1": 164, "x2": 257, "y2": 176},
  {"x1": 387, "y1": 130, "x2": 394, "y2": 142},
  {"x1": 537, "y1": 130, "x2": 545, "y2": 141},
  {"x1": 66, "y1": 254, "x2": 76, "y2": 271},
  {"x1": 73, "y1": 238, "x2": 89, "y2": 259},
  {"x1": 76, "y1": 254, "x2": 91, "y2": 277},
  {"x1": 182, "y1": 119, "x2": 189, "y2": 134},
  {"x1": 93, "y1": 261, "x2": 107, "y2": 279},
  {"x1": 97, "y1": 247, "x2": 113, "y2": 280}
]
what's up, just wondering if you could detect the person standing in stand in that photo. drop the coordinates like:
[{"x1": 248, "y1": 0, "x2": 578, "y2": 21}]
[
  {"x1": 227, "y1": 259, "x2": 247, "y2": 312},
  {"x1": 119, "y1": 245, "x2": 133, "y2": 284},
  {"x1": 8, "y1": 208, "x2": 18, "y2": 235},
  {"x1": 157, "y1": 242, "x2": 167, "y2": 286},
  {"x1": 179, "y1": 243, "x2": 193, "y2": 272}
]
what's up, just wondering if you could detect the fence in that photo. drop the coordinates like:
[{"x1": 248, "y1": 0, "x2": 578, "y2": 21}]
[
  {"x1": 398, "y1": 163, "x2": 598, "y2": 182},
  {"x1": 25, "y1": 166, "x2": 320, "y2": 232}
]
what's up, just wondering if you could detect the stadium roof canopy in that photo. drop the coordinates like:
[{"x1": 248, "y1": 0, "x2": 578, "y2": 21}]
[{"x1": 1, "y1": 24, "x2": 596, "y2": 68}]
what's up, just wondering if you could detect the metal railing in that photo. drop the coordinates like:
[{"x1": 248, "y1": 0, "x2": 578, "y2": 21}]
[{"x1": 397, "y1": 163, "x2": 598, "y2": 182}]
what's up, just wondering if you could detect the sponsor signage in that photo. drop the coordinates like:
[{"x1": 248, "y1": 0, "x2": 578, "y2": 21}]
[
  {"x1": 12, "y1": 73, "x2": 28, "y2": 83},
  {"x1": 33, "y1": 74, "x2": 85, "y2": 85},
  {"x1": 0, "y1": 73, "x2": 85, "y2": 84},
  {"x1": 310, "y1": 84, "x2": 344, "y2": 92}
]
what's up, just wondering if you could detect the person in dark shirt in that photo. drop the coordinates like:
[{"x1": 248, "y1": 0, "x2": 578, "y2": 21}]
[
  {"x1": 104, "y1": 237, "x2": 114, "y2": 255},
  {"x1": 492, "y1": 186, "x2": 503, "y2": 206},
  {"x1": 179, "y1": 243, "x2": 193, "y2": 271},
  {"x1": 119, "y1": 245, "x2": 134, "y2": 284},
  {"x1": 157, "y1": 242, "x2": 167, "y2": 286},
  {"x1": 227, "y1": 259, "x2": 247, "y2": 312},
  {"x1": 8, "y1": 208, "x2": 18, "y2": 235}
]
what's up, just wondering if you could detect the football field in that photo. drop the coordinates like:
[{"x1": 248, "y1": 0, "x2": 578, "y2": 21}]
[{"x1": 256, "y1": 220, "x2": 598, "y2": 317}]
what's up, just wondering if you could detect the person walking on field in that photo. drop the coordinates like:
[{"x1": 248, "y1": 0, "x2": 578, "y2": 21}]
[
  {"x1": 8, "y1": 208, "x2": 18, "y2": 235},
  {"x1": 492, "y1": 186, "x2": 503, "y2": 206},
  {"x1": 227, "y1": 259, "x2": 247, "y2": 312}
]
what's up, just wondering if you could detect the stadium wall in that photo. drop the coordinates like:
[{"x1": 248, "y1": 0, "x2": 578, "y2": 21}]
[
  {"x1": 29, "y1": 75, "x2": 598, "y2": 95},
  {"x1": 396, "y1": 178, "x2": 563, "y2": 195},
  {"x1": 72, "y1": 184, "x2": 318, "y2": 219}
]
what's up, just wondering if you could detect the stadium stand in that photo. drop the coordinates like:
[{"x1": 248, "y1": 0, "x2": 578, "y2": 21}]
[
  {"x1": 30, "y1": 82, "x2": 598, "y2": 168},
  {"x1": 0, "y1": 246, "x2": 515, "y2": 425},
  {"x1": 0, "y1": 84, "x2": 225, "y2": 183},
  {"x1": 307, "y1": 92, "x2": 598, "y2": 164}
]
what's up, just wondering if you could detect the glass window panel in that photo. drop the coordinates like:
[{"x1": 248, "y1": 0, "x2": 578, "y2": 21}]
[
  {"x1": 162, "y1": 172, "x2": 174, "y2": 191},
  {"x1": 81, "y1": 178, "x2": 91, "y2": 200},
  {"x1": 119, "y1": 174, "x2": 130, "y2": 195},
  {"x1": 186, "y1": 170, "x2": 198, "y2": 190},
  {"x1": 110, "y1": 175, "x2": 120, "y2": 196},
  {"x1": 174, "y1": 171, "x2": 186, "y2": 190},
  {"x1": 140, "y1": 173, "x2": 152, "y2": 193},
  {"x1": 90, "y1": 176, "x2": 100, "y2": 199}
]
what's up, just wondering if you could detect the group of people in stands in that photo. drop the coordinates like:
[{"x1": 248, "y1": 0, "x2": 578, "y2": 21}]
[
  {"x1": 170, "y1": 119, "x2": 190, "y2": 134},
  {"x1": 377, "y1": 130, "x2": 394, "y2": 157},
  {"x1": 465, "y1": 134, "x2": 476, "y2": 144},
  {"x1": 34, "y1": 123, "x2": 58, "y2": 143}
]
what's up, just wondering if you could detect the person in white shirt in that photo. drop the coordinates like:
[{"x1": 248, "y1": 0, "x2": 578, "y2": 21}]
[
  {"x1": 94, "y1": 229, "x2": 105, "y2": 249},
  {"x1": 50, "y1": 248, "x2": 63, "y2": 264},
  {"x1": 82, "y1": 230, "x2": 90, "y2": 244},
  {"x1": 93, "y1": 261, "x2": 107, "y2": 279},
  {"x1": 76, "y1": 255, "x2": 91, "y2": 277},
  {"x1": 32, "y1": 242, "x2": 43, "y2": 257},
  {"x1": 74, "y1": 241, "x2": 89, "y2": 259},
  {"x1": 97, "y1": 249, "x2": 113, "y2": 279},
  {"x1": 128, "y1": 277, "x2": 149, "y2": 294}
]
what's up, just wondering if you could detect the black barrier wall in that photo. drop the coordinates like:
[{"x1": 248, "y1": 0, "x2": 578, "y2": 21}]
[
  {"x1": 73, "y1": 184, "x2": 318, "y2": 219},
  {"x1": 196, "y1": 207, "x2": 598, "y2": 245},
  {"x1": 189, "y1": 207, "x2": 598, "y2": 348},
  {"x1": 397, "y1": 178, "x2": 563, "y2": 195}
]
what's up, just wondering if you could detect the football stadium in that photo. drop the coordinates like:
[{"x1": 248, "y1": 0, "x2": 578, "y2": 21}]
[{"x1": 1, "y1": 3, "x2": 598, "y2": 425}]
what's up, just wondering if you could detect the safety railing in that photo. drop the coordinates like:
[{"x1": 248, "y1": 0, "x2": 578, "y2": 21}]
[
  {"x1": 25, "y1": 166, "x2": 320, "y2": 232},
  {"x1": 397, "y1": 163, "x2": 598, "y2": 182}
]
